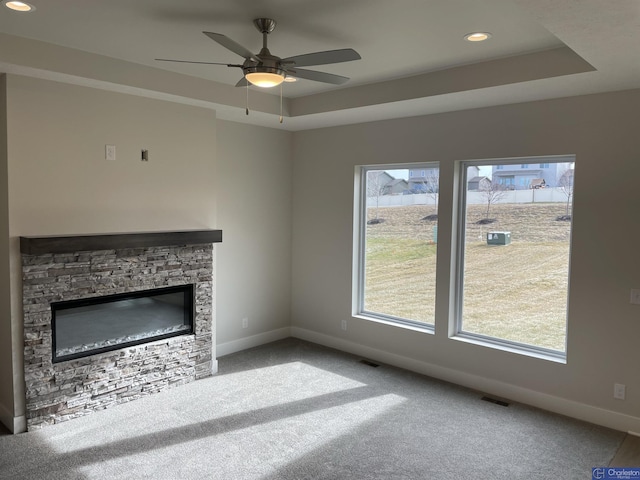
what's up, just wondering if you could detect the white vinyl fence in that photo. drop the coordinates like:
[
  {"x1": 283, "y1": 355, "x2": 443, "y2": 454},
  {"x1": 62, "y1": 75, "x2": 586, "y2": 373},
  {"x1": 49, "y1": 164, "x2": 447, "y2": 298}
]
[{"x1": 367, "y1": 187, "x2": 570, "y2": 207}]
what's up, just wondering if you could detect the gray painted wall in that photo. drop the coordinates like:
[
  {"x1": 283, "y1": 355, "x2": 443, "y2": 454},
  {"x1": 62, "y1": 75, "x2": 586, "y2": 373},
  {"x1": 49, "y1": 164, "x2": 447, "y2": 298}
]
[
  {"x1": 2, "y1": 71, "x2": 639, "y2": 434},
  {"x1": 291, "y1": 89, "x2": 640, "y2": 431},
  {"x1": 2, "y1": 75, "x2": 218, "y2": 431},
  {"x1": 0, "y1": 75, "x2": 295, "y2": 432},
  {"x1": 0, "y1": 74, "x2": 13, "y2": 430},
  {"x1": 215, "y1": 120, "x2": 293, "y2": 350}
]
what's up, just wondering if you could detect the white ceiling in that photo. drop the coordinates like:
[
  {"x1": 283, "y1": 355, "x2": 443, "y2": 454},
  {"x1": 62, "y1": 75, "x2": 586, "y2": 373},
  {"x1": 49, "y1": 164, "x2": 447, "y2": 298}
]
[{"x1": 0, "y1": 0, "x2": 638, "y2": 130}]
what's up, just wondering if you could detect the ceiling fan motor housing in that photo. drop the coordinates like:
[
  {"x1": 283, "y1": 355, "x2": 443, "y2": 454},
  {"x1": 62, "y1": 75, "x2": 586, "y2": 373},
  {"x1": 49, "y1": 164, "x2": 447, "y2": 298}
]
[
  {"x1": 243, "y1": 51, "x2": 285, "y2": 79},
  {"x1": 243, "y1": 65, "x2": 286, "y2": 78}
]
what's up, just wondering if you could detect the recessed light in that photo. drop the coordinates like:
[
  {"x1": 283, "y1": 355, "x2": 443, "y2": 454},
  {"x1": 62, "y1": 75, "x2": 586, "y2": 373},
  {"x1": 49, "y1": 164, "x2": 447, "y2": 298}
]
[
  {"x1": 464, "y1": 32, "x2": 492, "y2": 42},
  {"x1": 4, "y1": 1, "x2": 36, "y2": 12},
  {"x1": 283, "y1": 76, "x2": 298, "y2": 83}
]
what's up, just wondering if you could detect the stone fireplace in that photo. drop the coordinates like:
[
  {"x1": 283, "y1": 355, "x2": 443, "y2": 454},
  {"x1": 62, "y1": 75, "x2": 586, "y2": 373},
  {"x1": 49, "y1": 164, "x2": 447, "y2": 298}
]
[{"x1": 20, "y1": 230, "x2": 222, "y2": 430}]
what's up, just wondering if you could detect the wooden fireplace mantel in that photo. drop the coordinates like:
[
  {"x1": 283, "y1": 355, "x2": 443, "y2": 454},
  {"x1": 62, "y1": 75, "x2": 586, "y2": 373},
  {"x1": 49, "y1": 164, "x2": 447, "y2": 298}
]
[{"x1": 20, "y1": 230, "x2": 223, "y2": 255}]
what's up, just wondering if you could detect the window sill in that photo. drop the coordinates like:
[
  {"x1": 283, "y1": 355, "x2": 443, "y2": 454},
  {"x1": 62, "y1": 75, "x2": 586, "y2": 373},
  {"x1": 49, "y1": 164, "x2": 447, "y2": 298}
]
[
  {"x1": 354, "y1": 313, "x2": 435, "y2": 334},
  {"x1": 452, "y1": 332, "x2": 567, "y2": 364}
]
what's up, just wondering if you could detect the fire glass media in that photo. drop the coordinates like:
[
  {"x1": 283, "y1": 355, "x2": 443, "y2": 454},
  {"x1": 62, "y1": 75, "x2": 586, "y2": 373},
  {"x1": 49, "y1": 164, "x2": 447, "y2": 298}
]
[{"x1": 51, "y1": 284, "x2": 194, "y2": 363}]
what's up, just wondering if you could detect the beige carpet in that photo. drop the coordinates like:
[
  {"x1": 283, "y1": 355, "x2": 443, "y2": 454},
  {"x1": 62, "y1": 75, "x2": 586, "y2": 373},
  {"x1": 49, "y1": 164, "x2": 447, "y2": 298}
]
[{"x1": 0, "y1": 338, "x2": 625, "y2": 479}]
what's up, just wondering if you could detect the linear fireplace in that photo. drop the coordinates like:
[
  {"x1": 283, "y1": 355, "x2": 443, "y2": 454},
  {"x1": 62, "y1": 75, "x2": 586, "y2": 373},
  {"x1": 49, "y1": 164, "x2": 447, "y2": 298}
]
[
  {"x1": 20, "y1": 230, "x2": 222, "y2": 430},
  {"x1": 51, "y1": 284, "x2": 194, "y2": 363}
]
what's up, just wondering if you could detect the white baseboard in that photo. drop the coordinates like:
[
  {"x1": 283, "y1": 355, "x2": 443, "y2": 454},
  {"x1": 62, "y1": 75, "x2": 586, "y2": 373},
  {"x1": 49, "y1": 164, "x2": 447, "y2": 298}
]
[
  {"x1": 0, "y1": 402, "x2": 26, "y2": 434},
  {"x1": 291, "y1": 327, "x2": 640, "y2": 434},
  {"x1": 216, "y1": 327, "x2": 292, "y2": 358}
]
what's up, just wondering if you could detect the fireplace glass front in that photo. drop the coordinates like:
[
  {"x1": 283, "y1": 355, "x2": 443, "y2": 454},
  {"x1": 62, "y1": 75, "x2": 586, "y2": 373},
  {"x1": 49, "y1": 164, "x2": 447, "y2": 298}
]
[{"x1": 51, "y1": 284, "x2": 194, "y2": 363}]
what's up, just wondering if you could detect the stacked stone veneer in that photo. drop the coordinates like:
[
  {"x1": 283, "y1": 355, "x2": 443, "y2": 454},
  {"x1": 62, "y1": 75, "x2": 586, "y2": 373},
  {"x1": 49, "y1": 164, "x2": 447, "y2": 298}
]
[{"x1": 22, "y1": 244, "x2": 214, "y2": 430}]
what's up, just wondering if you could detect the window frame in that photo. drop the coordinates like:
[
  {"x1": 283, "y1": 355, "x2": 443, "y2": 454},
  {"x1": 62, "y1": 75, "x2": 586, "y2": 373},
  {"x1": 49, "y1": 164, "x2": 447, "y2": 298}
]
[
  {"x1": 453, "y1": 156, "x2": 575, "y2": 362},
  {"x1": 355, "y1": 163, "x2": 439, "y2": 332}
]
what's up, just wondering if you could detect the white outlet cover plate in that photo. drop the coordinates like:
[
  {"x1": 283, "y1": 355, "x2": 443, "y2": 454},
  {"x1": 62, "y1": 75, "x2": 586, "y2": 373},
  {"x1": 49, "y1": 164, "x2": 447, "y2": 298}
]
[
  {"x1": 105, "y1": 144, "x2": 116, "y2": 161},
  {"x1": 614, "y1": 383, "x2": 626, "y2": 400}
]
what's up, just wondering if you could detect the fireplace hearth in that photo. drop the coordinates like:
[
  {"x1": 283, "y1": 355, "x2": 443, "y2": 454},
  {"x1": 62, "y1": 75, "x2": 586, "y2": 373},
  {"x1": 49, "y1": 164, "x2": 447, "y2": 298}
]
[{"x1": 20, "y1": 230, "x2": 221, "y2": 429}]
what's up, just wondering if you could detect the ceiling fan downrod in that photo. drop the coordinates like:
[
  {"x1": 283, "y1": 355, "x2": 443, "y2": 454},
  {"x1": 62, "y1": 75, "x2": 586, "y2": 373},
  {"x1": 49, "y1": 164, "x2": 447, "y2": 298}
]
[{"x1": 253, "y1": 18, "x2": 277, "y2": 51}]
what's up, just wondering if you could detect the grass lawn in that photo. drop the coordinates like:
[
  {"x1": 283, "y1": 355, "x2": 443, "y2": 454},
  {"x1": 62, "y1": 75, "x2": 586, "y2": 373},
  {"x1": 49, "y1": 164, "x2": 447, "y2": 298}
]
[{"x1": 364, "y1": 202, "x2": 571, "y2": 351}]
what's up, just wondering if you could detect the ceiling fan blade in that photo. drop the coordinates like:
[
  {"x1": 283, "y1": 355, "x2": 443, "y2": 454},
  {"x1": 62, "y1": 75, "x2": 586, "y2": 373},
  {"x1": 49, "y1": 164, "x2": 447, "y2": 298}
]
[
  {"x1": 156, "y1": 58, "x2": 242, "y2": 67},
  {"x1": 288, "y1": 68, "x2": 350, "y2": 85},
  {"x1": 235, "y1": 77, "x2": 249, "y2": 87},
  {"x1": 281, "y1": 49, "x2": 361, "y2": 67},
  {"x1": 203, "y1": 32, "x2": 259, "y2": 62}
]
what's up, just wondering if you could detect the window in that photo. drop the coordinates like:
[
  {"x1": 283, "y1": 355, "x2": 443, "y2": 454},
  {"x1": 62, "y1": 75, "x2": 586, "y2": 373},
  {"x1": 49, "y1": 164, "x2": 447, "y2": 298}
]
[
  {"x1": 498, "y1": 176, "x2": 514, "y2": 186},
  {"x1": 357, "y1": 165, "x2": 439, "y2": 327},
  {"x1": 455, "y1": 157, "x2": 575, "y2": 357},
  {"x1": 355, "y1": 156, "x2": 575, "y2": 361},
  {"x1": 540, "y1": 163, "x2": 550, "y2": 168},
  {"x1": 521, "y1": 164, "x2": 528, "y2": 169}
]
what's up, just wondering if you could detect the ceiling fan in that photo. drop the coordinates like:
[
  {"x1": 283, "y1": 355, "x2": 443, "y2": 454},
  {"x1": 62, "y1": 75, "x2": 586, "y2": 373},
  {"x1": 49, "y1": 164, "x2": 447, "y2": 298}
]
[{"x1": 156, "y1": 18, "x2": 361, "y2": 89}]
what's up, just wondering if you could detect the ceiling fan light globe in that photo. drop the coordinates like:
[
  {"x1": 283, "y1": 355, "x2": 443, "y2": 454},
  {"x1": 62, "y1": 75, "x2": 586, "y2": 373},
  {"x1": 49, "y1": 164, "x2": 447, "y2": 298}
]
[
  {"x1": 245, "y1": 72, "x2": 285, "y2": 88},
  {"x1": 243, "y1": 66, "x2": 286, "y2": 88}
]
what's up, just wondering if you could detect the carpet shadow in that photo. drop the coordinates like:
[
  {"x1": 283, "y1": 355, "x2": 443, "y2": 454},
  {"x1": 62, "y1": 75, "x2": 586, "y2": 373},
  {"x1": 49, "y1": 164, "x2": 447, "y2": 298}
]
[
  {"x1": 0, "y1": 427, "x2": 93, "y2": 480},
  {"x1": 259, "y1": 398, "x2": 622, "y2": 480},
  {"x1": 0, "y1": 338, "x2": 626, "y2": 480},
  {"x1": 1, "y1": 383, "x2": 390, "y2": 476},
  {"x1": 219, "y1": 339, "x2": 624, "y2": 480}
]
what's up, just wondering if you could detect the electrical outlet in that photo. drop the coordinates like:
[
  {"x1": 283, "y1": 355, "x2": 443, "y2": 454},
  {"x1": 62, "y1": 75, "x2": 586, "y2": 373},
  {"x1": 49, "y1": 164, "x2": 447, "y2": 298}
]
[
  {"x1": 242, "y1": 317, "x2": 248, "y2": 329},
  {"x1": 631, "y1": 289, "x2": 640, "y2": 305},
  {"x1": 614, "y1": 383, "x2": 626, "y2": 400},
  {"x1": 341, "y1": 320, "x2": 347, "y2": 331},
  {"x1": 105, "y1": 144, "x2": 116, "y2": 161}
]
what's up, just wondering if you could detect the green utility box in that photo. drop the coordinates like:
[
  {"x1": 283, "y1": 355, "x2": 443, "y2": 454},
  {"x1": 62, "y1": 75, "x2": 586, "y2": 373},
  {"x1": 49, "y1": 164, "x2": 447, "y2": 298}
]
[{"x1": 487, "y1": 231, "x2": 511, "y2": 245}]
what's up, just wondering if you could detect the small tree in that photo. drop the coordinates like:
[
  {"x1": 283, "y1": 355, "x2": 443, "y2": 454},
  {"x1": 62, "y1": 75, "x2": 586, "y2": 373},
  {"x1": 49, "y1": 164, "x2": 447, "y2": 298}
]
[
  {"x1": 367, "y1": 170, "x2": 389, "y2": 223},
  {"x1": 420, "y1": 170, "x2": 439, "y2": 216},
  {"x1": 479, "y1": 181, "x2": 507, "y2": 220},
  {"x1": 557, "y1": 167, "x2": 575, "y2": 215}
]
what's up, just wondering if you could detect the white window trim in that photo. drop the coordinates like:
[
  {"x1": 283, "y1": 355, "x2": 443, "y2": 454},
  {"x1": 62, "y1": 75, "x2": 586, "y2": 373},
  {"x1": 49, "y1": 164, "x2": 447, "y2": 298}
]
[
  {"x1": 453, "y1": 155, "x2": 574, "y2": 362},
  {"x1": 453, "y1": 332, "x2": 566, "y2": 363},
  {"x1": 354, "y1": 163, "x2": 438, "y2": 331}
]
